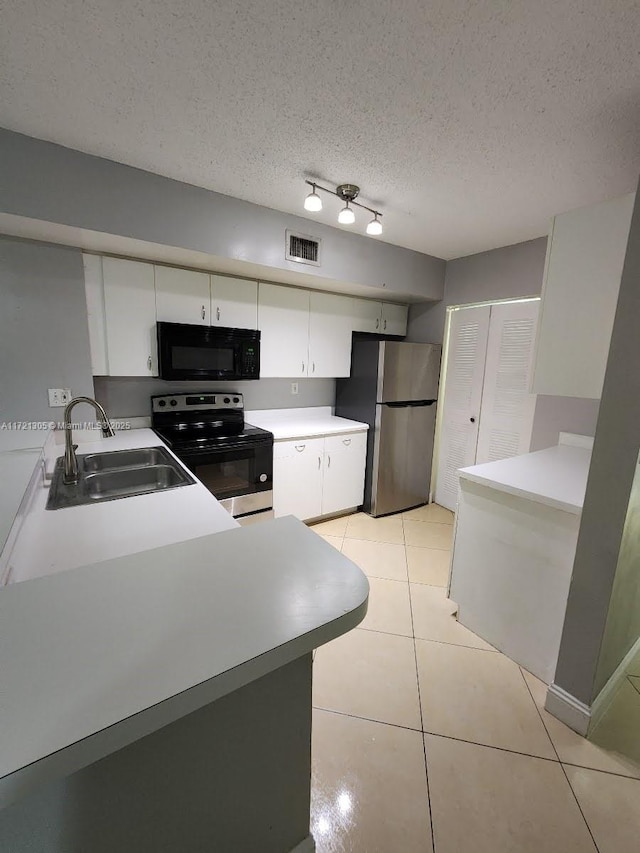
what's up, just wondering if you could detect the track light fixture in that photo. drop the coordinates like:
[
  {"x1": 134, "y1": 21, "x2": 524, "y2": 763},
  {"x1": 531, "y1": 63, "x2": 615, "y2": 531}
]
[
  {"x1": 302, "y1": 180, "x2": 383, "y2": 236},
  {"x1": 303, "y1": 183, "x2": 323, "y2": 212}
]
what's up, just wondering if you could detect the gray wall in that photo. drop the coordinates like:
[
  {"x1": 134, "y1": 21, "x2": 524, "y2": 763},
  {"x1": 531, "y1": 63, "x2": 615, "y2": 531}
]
[
  {"x1": 0, "y1": 237, "x2": 94, "y2": 422},
  {"x1": 94, "y1": 377, "x2": 336, "y2": 419},
  {"x1": 594, "y1": 451, "x2": 640, "y2": 695},
  {"x1": 0, "y1": 129, "x2": 445, "y2": 302},
  {"x1": 554, "y1": 178, "x2": 640, "y2": 705},
  {"x1": 529, "y1": 396, "x2": 601, "y2": 452},
  {"x1": 406, "y1": 237, "x2": 548, "y2": 344}
]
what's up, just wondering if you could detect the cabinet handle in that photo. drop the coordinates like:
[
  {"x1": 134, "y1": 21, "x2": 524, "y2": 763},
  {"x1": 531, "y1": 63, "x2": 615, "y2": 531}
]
[
  {"x1": 318, "y1": 456, "x2": 321, "y2": 469},
  {"x1": 327, "y1": 454, "x2": 331, "y2": 468},
  {"x1": 342, "y1": 438, "x2": 351, "y2": 445},
  {"x1": 312, "y1": 362, "x2": 315, "y2": 373},
  {"x1": 384, "y1": 318, "x2": 387, "y2": 330},
  {"x1": 375, "y1": 318, "x2": 380, "y2": 330},
  {"x1": 201, "y1": 305, "x2": 206, "y2": 320},
  {"x1": 216, "y1": 306, "x2": 221, "y2": 321},
  {"x1": 147, "y1": 355, "x2": 152, "y2": 371},
  {"x1": 295, "y1": 444, "x2": 306, "y2": 452},
  {"x1": 302, "y1": 360, "x2": 305, "y2": 374}
]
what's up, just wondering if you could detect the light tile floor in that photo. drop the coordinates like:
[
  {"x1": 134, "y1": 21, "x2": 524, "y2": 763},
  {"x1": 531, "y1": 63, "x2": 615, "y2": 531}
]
[{"x1": 309, "y1": 507, "x2": 640, "y2": 853}]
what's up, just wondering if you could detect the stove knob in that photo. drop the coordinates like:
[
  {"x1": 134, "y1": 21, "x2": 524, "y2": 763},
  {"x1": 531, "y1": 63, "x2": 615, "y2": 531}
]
[
  {"x1": 158, "y1": 400, "x2": 166, "y2": 407},
  {"x1": 233, "y1": 397, "x2": 240, "y2": 403},
  {"x1": 223, "y1": 397, "x2": 231, "y2": 404},
  {"x1": 170, "y1": 399, "x2": 178, "y2": 407},
  {"x1": 259, "y1": 473, "x2": 267, "y2": 483}
]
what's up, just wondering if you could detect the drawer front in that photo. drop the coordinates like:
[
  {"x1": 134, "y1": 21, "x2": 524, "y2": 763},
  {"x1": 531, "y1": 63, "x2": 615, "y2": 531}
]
[
  {"x1": 323, "y1": 431, "x2": 367, "y2": 454},
  {"x1": 274, "y1": 436, "x2": 325, "y2": 460}
]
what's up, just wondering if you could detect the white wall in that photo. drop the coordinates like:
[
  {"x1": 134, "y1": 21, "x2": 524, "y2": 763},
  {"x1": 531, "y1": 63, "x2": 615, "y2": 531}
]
[{"x1": 554, "y1": 178, "x2": 640, "y2": 706}]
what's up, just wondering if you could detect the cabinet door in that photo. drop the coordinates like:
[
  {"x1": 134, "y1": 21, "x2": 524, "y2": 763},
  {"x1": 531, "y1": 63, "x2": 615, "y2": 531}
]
[
  {"x1": 321, "y1": 432, "x2": 367, "y2": 515},
  {"x1": 308, "y1": 292, "x2": 353, "y2": 378},
  {"x1": 258, "y1": 283, "x2": 310, "y2": 377},
  {"x1": 532, "y1": 193, "x2": 634, "y2": 399},
  {"x1": 155, "y1": 266, "x2": 210, "y2": 325},
  {"x1": 83, "y1": 254, "x2": 108, "y2": 375},
  {"x1": 102, "y1": 258, "x2": 157, "y2": 376},
  {"x1": 435, "y1": 305, "x2": 491, "y2": 511},
  {"x1": 211, "y1": 275, "x2": 258, "y2": 329},
  {"x1": 273, "y1": 438, "x2": 324, "y2": 520},
  {"x1": 351, "y1": 298, "x2": 382, "y2": 333},
  {"x1": 381, "y1": 303, "x2": 408, "y2": 336}
]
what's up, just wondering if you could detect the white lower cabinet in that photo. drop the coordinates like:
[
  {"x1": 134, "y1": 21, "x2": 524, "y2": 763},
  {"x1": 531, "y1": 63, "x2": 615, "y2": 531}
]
[
  {"x1": 273, "y1": 431, "x2": 367, "y2": 521},
  {"x1": 273, "y1": 438, "x2": 324, "y2": 520}
]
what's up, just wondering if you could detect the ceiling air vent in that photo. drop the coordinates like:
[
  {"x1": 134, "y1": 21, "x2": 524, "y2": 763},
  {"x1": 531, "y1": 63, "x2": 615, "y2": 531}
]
[{"x1": 286, "y1": 230, "x2": 321, "y2": 266}]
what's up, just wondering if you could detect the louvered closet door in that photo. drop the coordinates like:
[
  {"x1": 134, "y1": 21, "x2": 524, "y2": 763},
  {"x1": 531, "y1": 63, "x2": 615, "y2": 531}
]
[
  {"x1": 435, "y1": 306, "x2": 491, "y2": 511},
  {"x1": 475, "y1": 301, "x2": 539, "y2": 464}
]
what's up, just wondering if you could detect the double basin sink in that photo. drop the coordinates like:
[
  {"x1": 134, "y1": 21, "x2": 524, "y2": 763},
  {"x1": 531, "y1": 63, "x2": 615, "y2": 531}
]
[{"x1": 46, "y1": 446, "x2": 195, "y2": 510}]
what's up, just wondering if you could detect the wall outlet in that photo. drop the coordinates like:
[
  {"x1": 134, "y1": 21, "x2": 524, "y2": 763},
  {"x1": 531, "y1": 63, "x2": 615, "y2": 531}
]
[
  {"x1": 48, "y1": 388, "x2": 72, "y2": 407},
  {"x1": 290, "y1": 382, "x2": 299, "y2": 396}
]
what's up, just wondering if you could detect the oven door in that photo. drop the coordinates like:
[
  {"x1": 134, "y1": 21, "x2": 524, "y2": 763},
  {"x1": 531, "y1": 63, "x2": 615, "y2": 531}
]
[
  {"x1": 178, "y1": 439, "x2": 273, "y2": 518},
  {"x1": 157, "y1": 321, "x2": 260, "y2": 381}
]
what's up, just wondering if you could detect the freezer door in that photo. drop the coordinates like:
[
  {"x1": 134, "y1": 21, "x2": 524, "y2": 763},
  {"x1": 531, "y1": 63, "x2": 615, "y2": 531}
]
[
  {"x1": 371, "y1": 402, "x2": 437, "y2": 516},
  {"x1": 378, "y1": 342, "x2": 441, "y2": 403}
]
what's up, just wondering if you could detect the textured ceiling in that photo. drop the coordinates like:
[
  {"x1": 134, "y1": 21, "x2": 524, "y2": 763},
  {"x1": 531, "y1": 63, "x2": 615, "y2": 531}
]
[{"x1": 0, "y1": 0, "x2": 639, "y2": 260}]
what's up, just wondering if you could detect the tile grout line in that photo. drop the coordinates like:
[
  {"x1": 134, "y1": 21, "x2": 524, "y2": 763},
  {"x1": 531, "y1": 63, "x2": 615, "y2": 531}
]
[
  {"x1": 518, "y1": 666, "x2": 602, "y2": 853},
  {"x1": 402, "y1": 514, "x2": 437, "y2": 853},
  {"x1": 356, "y1": 624, "x2": 499, "y2": 652}
]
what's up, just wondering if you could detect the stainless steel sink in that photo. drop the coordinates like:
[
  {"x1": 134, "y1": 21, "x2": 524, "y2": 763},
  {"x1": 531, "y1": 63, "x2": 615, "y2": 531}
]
[
  {"x1": 46, "y1": 448, "x2": 195, "y2": 510},
  {"x1": 84, "y1": 465, "x2": 188, "y2": 500},
  {"x1": 82, "y1": 446, "x2": 174, "y2": 472}
]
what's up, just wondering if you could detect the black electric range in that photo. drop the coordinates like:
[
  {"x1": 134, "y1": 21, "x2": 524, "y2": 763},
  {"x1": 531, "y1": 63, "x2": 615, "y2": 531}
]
[{"x1": 152, "y1": 393, "x2": 273, "y2": 521}]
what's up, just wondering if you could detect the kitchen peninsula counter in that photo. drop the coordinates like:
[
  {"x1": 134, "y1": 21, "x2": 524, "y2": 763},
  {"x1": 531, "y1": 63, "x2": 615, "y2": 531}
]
[{"x1": 0, "y1": 430, "x2": 369, "y2": 853}]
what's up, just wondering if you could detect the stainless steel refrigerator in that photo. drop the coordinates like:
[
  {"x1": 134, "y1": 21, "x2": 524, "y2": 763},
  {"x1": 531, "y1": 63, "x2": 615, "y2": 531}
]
[{"x1": 336, "y1": 340, "x2": 441, "y2": 516}]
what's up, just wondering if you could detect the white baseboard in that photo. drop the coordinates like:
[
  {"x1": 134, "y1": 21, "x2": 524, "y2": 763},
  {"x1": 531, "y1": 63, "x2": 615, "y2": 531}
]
[
  {"x1": 288, "y1": 835, "x2": 316, "y2": 853},
  {"x1": 545, "y1": 683, "x2": 592, "y2": 736},
  {"x1": 589, "y1": 635, "x2": 640, "y2": 732}
]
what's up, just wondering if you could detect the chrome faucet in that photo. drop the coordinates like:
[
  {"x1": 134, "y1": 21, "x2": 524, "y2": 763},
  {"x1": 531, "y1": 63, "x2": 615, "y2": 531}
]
[{"x1": 63, "y1": 396, "x2": 115, "y2": 484}]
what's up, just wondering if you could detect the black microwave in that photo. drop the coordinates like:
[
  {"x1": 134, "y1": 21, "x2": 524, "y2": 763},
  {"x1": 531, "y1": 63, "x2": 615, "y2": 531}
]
[{"x1": 157, "y1": 322, "x2": 260, "y2": 381}]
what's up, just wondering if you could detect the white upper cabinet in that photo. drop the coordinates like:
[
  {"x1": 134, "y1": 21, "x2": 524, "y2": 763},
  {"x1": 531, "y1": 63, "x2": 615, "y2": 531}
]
[
  {"x1": 258, "y1": 283, "x2": 310, "y2": 377},
  {"x1": 381, "y1": 302, "x2": 408, "y2": 336},
  {"x1": 83, "y1": 254, "x2": 108, "y2": 375},
  {"x1": 351, "y1": 298, "x2": 383, "y2": 333},
  {"x1": 102, "y1": 257, "x2": 158, "y2": 376},
  {"x1": 308, "y1": 292, "x2": 353, "y2": 378},
  {"x1": 532, "y1": 193, "x2": 635, "y2": 399},
  {"x1": 155, "y1": 265, "x2": 210, "y2": 325},
  {"x1": 211, "y1": 275, "x2": 258, "y2": 330},
  {"x1": 350, "y1": 298, "x2": 408, "y2": 336}
]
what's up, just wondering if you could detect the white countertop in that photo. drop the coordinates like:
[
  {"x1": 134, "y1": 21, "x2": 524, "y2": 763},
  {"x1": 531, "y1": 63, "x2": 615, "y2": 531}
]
[
  {"x1": 6, "y1": 428, "x2": 238, "y2": 584},
  {"x1": 458, "y1": 435, "x2": 593, "y2": 515},
  {"x1": 0, "y1": 517, "x2": 368, "y2": 807},
  {"x1": 0, "y1": 449, "x2": 42, "y2": 558},
  {"x1": 246, "y1": 406, "x2": 369, "y2": 441}
]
